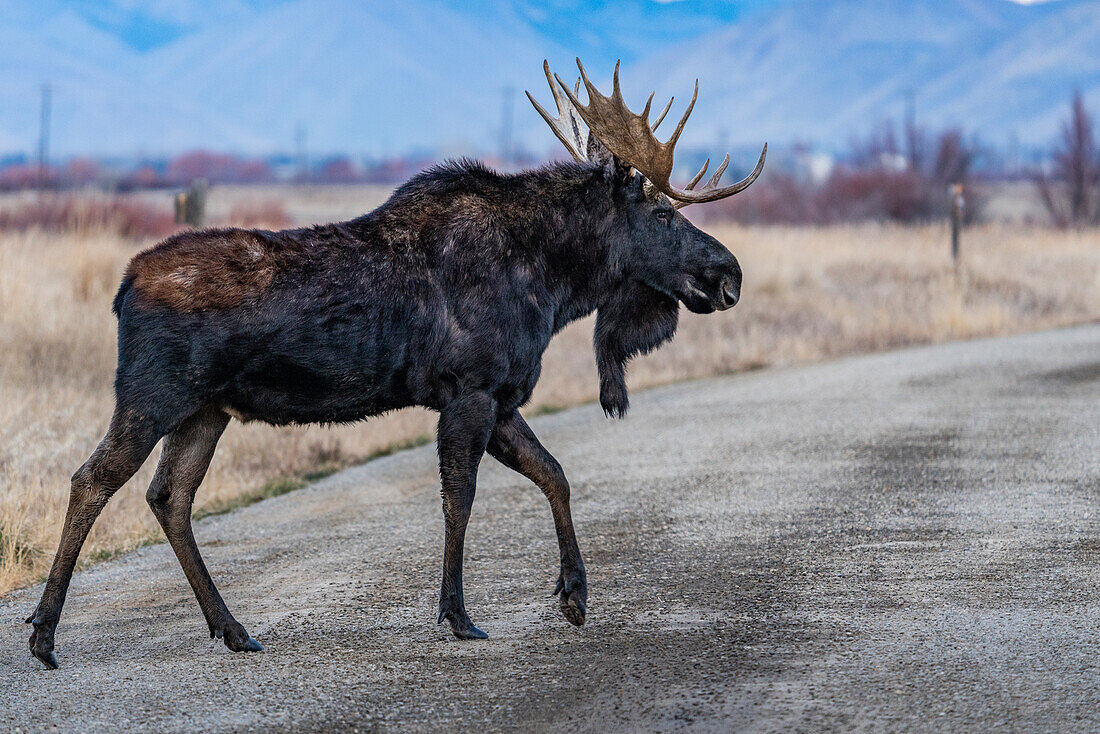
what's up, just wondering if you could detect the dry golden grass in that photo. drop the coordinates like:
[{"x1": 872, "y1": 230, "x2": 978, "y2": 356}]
[{"x1": 0, "y1": 218, "x2": 1097, "y2": 594}]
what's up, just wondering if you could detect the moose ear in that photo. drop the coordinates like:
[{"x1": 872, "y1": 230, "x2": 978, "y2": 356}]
[
  {"x1": 594, "y1": 281, "x2": 680, "y2": 419},
  {"x1": 586, "y1": 136, "x2": 632, "y2": 184}
]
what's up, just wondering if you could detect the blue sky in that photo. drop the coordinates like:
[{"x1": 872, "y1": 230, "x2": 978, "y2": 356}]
[
  {"x1": 21, "y1": 0, "x2": 783, "y2": 54},
  {"x1": 8, "y1": 0, "x2": 1053, "y2": 60},
  {"x1": 36, "y1": 0, "x2": 1052, "y2": 51},
  {"x1": 7, "y1": 0, "x2": 1056, "y2": 49}
]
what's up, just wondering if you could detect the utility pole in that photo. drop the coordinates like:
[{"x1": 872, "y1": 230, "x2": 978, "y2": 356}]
[
  {"x1": 499, "y1": 86, "x2": 515, "y2": 168},
  {"x1": 295, "y1": 123, "x2": 308, "y2": 182},
  {"x1": 38, "y1": 83, "x2": 52, "y2": 190},
  {"x1": 904, "y1": 88, "x2": 918, "y2": 172},
  {"x1": 1007, "y1": 131, "x2": 1020, "y2": 179},
  {"x1": 717, "y1": 126, "x2": 729, "y2": 152}
]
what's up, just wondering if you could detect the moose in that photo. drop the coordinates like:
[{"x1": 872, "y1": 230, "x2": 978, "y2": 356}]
[{"x1": 27, "y1": 59, "x2": 765, "y2": 669}]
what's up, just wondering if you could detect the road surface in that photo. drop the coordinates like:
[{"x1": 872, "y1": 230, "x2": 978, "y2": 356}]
[{"x1": 2, "y1": 325, "x2": 1098, "y2": 732}]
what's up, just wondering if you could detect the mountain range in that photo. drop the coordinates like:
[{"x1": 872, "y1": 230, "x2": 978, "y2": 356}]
[{"x1": 0, "y1": 0, "x2": 1095, "y2": 159}]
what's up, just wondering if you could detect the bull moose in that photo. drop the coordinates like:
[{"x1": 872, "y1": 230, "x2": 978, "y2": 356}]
[{"x1": 27, "y1": 59, "x2": 765, "y2": 669}]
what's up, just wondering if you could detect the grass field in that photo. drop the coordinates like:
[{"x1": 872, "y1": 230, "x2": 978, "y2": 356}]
[{"x1": 0, "y1": 190, "x2": 1097, "y2": 594}]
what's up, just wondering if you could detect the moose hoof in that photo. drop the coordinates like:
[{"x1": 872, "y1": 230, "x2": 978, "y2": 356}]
[
  {"x1": 560, "y1": 588, "x2": 587, "y2": 627},
  {"x1": 448, "y1": 620, "x2": 489, "y2": 640},
  {"x1": 555, "y1": 573, "x2": 587, "y2": 627},
  {"x1": 33, "y1": 646, "x2": 59, "y2": 671},
  {"x1": 221, "y1": 622, "x2": 264, "y2": 653},
  {"x1": 234, "y1": 637, "x2": 265, "y2": 653},
  {"x1": 438, "y1": 607, "x2": 489, "y2": 640},
  {"x1": 28, "y1": 622, "x2": 59, "y2": 670}
]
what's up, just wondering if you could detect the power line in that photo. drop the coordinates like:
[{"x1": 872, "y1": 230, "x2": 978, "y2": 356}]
[{"x1": 295, "y1": 123, "x2": 308, "y2": 181}]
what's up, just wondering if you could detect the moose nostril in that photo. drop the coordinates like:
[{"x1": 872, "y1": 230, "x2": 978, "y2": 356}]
[{"x1": 721, "y1": 278, "x2": 739, "y2": 307}]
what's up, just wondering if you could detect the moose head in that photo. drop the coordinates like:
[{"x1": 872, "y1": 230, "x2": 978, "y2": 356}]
[{"x1": 528, "y1": 58, "x2": 766, "y2": 415}]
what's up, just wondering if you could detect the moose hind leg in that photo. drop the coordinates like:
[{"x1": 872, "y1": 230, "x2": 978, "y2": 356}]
[
  {"x1": 436, "y1": 390, "x2": 497, "y2": 640},
  {"x1": 488, "y1": 410, "x2": 587, "y2": 627},
  {"x1": 146, "y1": 407, "x2": 262, "y2": 653},
  {"x1": 28, "y1": 409, "x2": 161, "y2": 670}
]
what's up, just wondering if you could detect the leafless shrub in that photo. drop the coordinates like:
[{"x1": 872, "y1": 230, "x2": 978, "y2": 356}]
[
  {"x1": 166, "y1": 151, "x2": 272, "y2": 184},
  {"x1": 1036, "y1": 91, "x2": 1100, "y2": 228},
  {"x1": 306, "y1": 438, "x2": 345, "y2": 467},
  {"x1": 225, "y1": 199, "x2": 294, "y2": 228},
  {"x1": 0, "y1": 196, "x2": 177, "y2": 238},
  {"x1": 0, "y1": 165, "x2": 51, "y2": 191},
  {"x1": 702, "y1": 125, "x2": 981, "y2": 225}
]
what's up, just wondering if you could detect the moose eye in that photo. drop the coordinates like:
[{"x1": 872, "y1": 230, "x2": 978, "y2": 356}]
[{"x1": 655, "y1": 209, "x2": 673, "y2": 225}]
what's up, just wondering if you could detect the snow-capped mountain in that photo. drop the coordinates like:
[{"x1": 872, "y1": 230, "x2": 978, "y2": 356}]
[
  {"x1": 0, "y1": 0, "x2": 1094, "y2": 157},
  {"x1": 626, "y1": 0, "x2": 1099, "y2": 151}
]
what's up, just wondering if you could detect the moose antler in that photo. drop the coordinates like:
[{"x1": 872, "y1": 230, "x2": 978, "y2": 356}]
[
  {"x1": 535, "y1": 58, "x2": 766, "y2": 209},
  {"x1": 526, "y1": 61, "x2": 589, "y2": 162},
  {"x1": 527, "y1": 61, "x2": 675, "y2": 163}
]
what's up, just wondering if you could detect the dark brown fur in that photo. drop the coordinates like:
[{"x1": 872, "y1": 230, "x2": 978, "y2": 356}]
[{"x1": 125, "y1": 229, "x2": 300, "y2": 311}]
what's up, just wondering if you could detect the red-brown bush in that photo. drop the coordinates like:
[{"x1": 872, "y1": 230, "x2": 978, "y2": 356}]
[
  {"x1": 225, "y1": 200, "x2": 294, "y2": 228},
  {"x1": 698, "y1": 168, "x2": 951, "y2": 226},
  {"x1": 699, "y1": 126, "x2": 980, "y2": 225},
  {"x1": 166, "y1": 151, "x2": 273, "y2": 184},
  {"x1": 0, "y1": 165, "x2": 50, "y2": 191},
  {"x1": 0, "y1": 196, "x2": 178, "y2": 239}
]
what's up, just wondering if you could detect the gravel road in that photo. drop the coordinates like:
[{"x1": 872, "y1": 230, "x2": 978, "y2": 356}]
[{"x1": 2, "y1": 325, "x2": 1098, "y2": 732}]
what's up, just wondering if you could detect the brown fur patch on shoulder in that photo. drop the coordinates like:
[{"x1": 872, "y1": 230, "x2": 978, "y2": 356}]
[{"x1": 125, "y1": 228, "x2": 296, "y2": 312}]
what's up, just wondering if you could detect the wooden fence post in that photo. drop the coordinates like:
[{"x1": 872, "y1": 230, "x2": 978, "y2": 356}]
[
  {"x1": 174, "y1": 179, "x2": 208, "y2": 228},
  {"x1": 950, "y1": 183, "x2": 964, "y2": 265}
]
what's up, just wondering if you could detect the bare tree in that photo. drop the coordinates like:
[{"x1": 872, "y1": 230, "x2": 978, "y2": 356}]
[
  {"x1": 849, "y1": 120, "x2": 902, "y2": 169},
  {"x1": 1037, "y1": 91, "x2": 1100, "y2": 227},
  {"x1": 931, "y1": 130, "x2": 972, "y2": 185}
]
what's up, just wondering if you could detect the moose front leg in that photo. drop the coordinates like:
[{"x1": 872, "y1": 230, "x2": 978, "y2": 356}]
[
  {"x1": 436, "y1": 390, "x2": 497, "y2": 639},
  {"x1": 487, "y1": 410, "x2": 587, "y2": 627}
]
